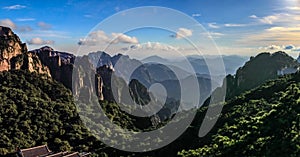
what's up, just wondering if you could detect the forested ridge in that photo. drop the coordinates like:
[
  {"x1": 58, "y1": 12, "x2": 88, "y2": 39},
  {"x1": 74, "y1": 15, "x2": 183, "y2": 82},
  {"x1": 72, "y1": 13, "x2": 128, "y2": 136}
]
[
  {"x1": 0, "y1": 64, "x2": 299, "y2": 157},
  {"x1": 179, "y1": 72, "x2": 300, "y2": 156},
  {"x1": 0, "y1": 70, "x2": 107, "y2": 156}
]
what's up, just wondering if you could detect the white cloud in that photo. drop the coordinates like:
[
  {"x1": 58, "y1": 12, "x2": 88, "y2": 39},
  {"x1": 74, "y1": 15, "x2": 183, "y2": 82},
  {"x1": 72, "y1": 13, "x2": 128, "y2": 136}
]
[
  {"x1": 286, "y1": 7, "x2": 300, "y2": 11},
  {"x1": 0, "y1": 19, "x2": 16, "y2": 29},
  {"x1": 78, "y1": 30, "x2": 109, "y2": 46},
  {"x1": 224, "y1": 23, "x2": 245, "y2": 27},
  {"x1": 122, "y1": 42, "x2": 179, "y2": 51},
  {"x1": 249, "y1": 15, "x2": 258, "y2": 19},
  {"x1": 111, "y1": 33, "x2": 139, "y2": 44},
  {"x1": 78, "y1": 30, "x2": 139, "y2": 46},
  {"x1": 208, "y1": 22, "x2": 220, "y2": 29},
  {"x1": 27, "y1": 37, "x2": 54, "y2": 45},
  {"x1": 253, "y1": 13, "x2": 299, "y2": 25},
  {"x1": 16, "y1": 18, "x2": 35, "y2": 22},
  {"x1": 3, "y1": 5, "x2": 26, "y2": 10},
  {"x1": 37, "y1": 22, "x2": 52, "y2": 30},
  {"x1": 259, "y1": 45, "x2": 282, "y2": 50},
  {"x1": 266, "y1": 26, "x2": 300, "y2": 32},
  {"x1": 192, "y1": 13, "x2": 201, "y2": 17},
  {"x1": 0, "y1": 18, "x2": 32, "y2": 32},
  {"x1": 239, "y1": 26, "x2": 300, "y2": 47},
  {"x1": 207, "y1": 32, "x2": 225, "y2": 39},
  {"x1": 259, "y1": 44, "x2": 300, "y2": 51},
  {"x1": 172, "y1": 28, "x2": 193, "y2": 39},
  {"x1": 259, "y1": 15, "x2": 279, "y2": 24}
]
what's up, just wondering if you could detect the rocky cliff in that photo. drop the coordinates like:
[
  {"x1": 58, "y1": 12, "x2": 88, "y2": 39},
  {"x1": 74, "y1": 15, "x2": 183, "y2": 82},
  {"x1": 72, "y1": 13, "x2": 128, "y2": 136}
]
[
  {"x1": 0, "y1": 26, "x2": 50, "y2": 76},
  {"x1": 0, "y1": 26, "x2": 26, "y2": 71},
  {"x1": 29, "y1": 46, "x2": 75, "y2": 89}
]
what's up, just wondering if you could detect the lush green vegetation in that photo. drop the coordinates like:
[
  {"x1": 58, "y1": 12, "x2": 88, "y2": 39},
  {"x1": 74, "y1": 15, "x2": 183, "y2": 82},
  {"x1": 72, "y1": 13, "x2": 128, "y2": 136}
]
[
  {"x1": 0, "y1": 70, "x2": 157, "y2": 156},
  {"x1": 225, "y1": 51, "x2": 299, "y2": 99},
  {"x1": 0, "y1": 53, "x2": 299, "y2": 157},
  {"x1": 0, "y1": 70, "x2": 106, "y2": 156},
  {"x1": 179, "y1": 73, "x2": 300, "y2": 157}
]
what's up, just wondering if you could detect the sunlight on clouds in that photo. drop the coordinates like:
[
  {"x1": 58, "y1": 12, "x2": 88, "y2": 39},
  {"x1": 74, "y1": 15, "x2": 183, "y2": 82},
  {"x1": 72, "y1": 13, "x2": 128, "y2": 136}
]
[
  {"x1": 267, "y1": 26, "x2": 300, "y2": 32},
  {"x1": 254, "y1": 13, "x2": 299, "y2": 25},
  {"x1": 78, "y1": 30, "x2": 139, "y2": 46},
  {"x1": 286, "y1": 6, "x2": 300, "y2": 11},
  {"x1": 122, "y1": 42, "x2": 179, "y2": 52},
  {"x1": 258, "y1": 44, "x2": 300, "y2": 55},
  {"x1": 238, "y1": 27, "x2": 300, "y2": 49},
  {"x1": 259, "y1": 15, "x2": 279, "y2": 24},
  {"x1": 111, "y1": 33, "x2": 139, "y2": 44},
  {"x1": 172, "y1": 28, "x2": 193, "y2": 39},
  {"x1": 27, "y1": 37, "x2": 54, "y2": 45}
]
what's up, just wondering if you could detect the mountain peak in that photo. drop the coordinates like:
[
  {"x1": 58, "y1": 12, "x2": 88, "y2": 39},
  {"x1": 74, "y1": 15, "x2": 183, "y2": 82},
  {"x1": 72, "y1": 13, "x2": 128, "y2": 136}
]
[
  {"x1": 0, "y1": 26, "x2": 27, "y2": 71},
  {"x1": 225, "y1": 51, "x2": 299, "y2": 99},
  {"x1": 0, "y1": 26, "x2": 13, "y2": 37},
  {"x1": 40, "y1": 46, "x2": 54, "y2": 51}
]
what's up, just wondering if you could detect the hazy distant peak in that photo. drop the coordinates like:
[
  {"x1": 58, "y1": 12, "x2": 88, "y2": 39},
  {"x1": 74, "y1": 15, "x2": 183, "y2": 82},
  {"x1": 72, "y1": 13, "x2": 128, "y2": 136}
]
[{"x1": 141, "y1": 55, "x2": 170, "y2": 64}]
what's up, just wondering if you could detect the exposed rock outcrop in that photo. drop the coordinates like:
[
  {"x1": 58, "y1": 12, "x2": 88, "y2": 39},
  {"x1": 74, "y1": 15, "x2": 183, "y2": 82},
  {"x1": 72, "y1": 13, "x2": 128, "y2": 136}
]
[
  {"x1": 30, "y1": 46, "x2": 75, "y2": 89},
  {"x1": 0, "y1": 26, "x2": 26, "y2": 71},
  {"x1": 0, "y1": 26, "x2": 51, "y2": 76}
]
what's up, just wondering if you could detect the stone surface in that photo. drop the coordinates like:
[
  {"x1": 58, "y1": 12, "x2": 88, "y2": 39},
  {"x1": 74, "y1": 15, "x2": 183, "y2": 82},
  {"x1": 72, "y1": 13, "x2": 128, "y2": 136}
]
[{"x1": 0, "y1": 26, "x2": 51, "y2": 76}]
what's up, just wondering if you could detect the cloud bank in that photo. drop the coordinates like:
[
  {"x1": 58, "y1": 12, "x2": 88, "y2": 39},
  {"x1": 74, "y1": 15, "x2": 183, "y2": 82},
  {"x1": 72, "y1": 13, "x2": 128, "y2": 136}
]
[
  {"x1": 78, "y1": 30, "x2": 139, "y2": 46},
  {"x1": 27, "y1": 37, "x2": 54, "y2": 45}
]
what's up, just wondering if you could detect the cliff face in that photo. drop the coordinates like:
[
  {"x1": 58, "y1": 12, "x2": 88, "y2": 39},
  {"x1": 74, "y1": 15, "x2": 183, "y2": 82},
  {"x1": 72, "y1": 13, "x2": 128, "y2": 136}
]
[
  {"x1": 96, "y1": 65, "x2": 115, "y2": 101},
  {"x1": 0, "y1": 26, "x2": 26, "y2": 71},
  {"x1": 30, "y1": 46, "x2": 75, "y2": 89},
  {"x1": 0, "y1": 26, "x2": 51, "y2": 76}
]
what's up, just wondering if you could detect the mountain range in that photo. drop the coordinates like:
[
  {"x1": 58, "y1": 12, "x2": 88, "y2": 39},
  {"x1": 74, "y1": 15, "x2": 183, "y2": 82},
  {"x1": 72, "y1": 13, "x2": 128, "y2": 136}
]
[{"x1": 0, "y1": 26, "x2": 299, "y2": 156}]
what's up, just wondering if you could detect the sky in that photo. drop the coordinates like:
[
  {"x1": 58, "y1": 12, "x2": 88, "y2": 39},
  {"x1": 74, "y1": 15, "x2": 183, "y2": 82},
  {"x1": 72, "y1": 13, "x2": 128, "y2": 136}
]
[{"x1": 1, "y1": 0, "x2": 300, "y2": 58}]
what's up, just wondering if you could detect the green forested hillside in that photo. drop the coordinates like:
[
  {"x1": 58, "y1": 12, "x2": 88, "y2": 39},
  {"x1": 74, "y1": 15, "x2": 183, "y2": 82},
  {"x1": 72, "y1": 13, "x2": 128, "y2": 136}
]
[
  {"x1": 179, "y1": 72, "x2": 300, "y2": 157},
  {"x1": 225, "y1": 51, "x2": 299, "y2": 99},
  {"x1": 0, "y1": 70, "x2": 105, "y2": 155},
  {"x1": 0, "y1": 63, "x2": 299, "y2": 157}
]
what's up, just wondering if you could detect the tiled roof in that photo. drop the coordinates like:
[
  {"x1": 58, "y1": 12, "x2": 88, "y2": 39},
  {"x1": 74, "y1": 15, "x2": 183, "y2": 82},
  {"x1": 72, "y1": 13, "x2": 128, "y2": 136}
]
[
  {"x1": 20, "y1": 145, "x2": 51, "y2": 157},
  {"x1": 45, "y1": 151, "x2": 68, "y2": 157},
  {"x1": 63, "y1": 152, "x2": 80, "y2": 157},
  {"x1": 18, "y1": 145, "x2": 89, "y2": 157}
]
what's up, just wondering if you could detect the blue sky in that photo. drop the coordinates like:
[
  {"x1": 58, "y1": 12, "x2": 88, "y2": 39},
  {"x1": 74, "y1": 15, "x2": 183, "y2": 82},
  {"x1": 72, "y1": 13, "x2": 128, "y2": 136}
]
[{"x1": 1, "y1": 0, "x2": 300, "y2": 58}]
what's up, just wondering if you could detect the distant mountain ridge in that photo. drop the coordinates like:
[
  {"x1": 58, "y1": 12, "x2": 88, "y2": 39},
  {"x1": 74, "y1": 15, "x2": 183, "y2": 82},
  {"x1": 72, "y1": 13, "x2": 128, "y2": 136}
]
[
  {"x1": 1, "y1": 25, "x2": 300, "y2": 157},
  {"x1": 142, "y1": 54, "x2": 249, "y2": 75},
  {"x1": 2, "y1": 26, "x2": 299, "y2": 106}
]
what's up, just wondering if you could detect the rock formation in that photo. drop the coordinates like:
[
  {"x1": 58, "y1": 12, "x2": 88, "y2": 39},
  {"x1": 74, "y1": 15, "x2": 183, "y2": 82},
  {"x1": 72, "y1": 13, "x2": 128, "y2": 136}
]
[
  {"x1": 0, "y1": 26, "x2": 50, "y2": 76},
  {"x1": 0, "y1": 26, "x2": 26, "y2": 71},
  {"x1": 29, "y1": 46, "x2": 75, "y2": 89}
]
